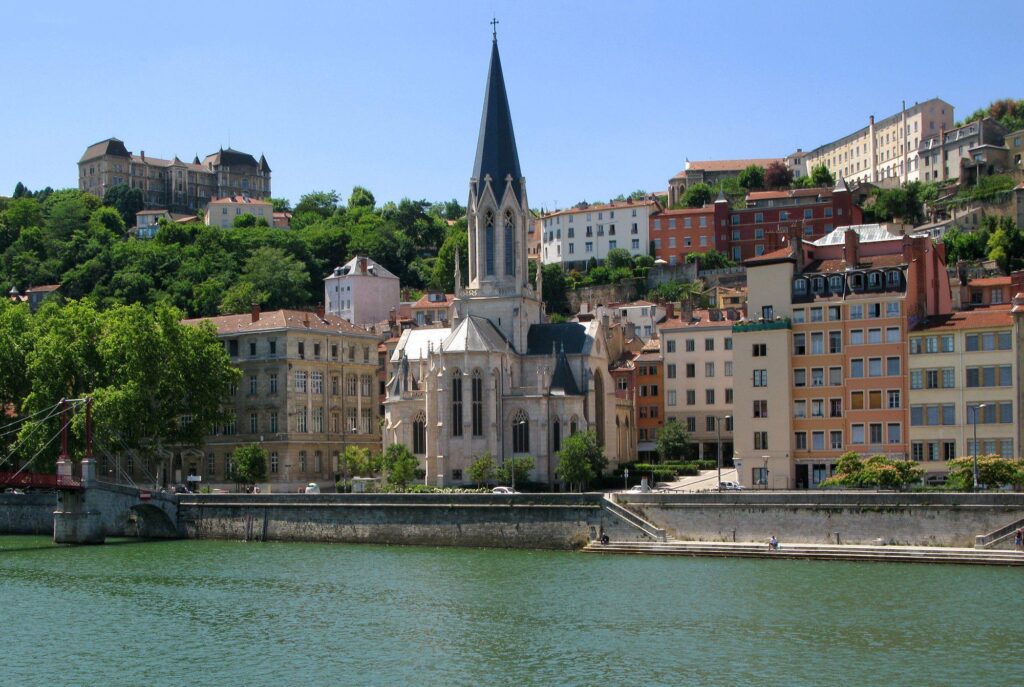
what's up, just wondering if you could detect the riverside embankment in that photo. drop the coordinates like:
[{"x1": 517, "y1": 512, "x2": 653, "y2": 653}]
[{"x1": 616, "y1": 491, "x2": 1024, "y2": 547}]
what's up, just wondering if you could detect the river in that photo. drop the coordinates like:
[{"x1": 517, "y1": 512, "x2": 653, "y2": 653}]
[{"x1": 0, "y1": 536, "x2": 1018, "y2": 686}]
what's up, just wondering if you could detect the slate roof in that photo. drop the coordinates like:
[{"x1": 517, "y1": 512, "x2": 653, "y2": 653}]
[
  {"x1": 472, "y1": 38, "x2": 522, "y2": 203},
  {"x1": 80, "y1": 138, "x2": 130, "y2": 162},
  {"x1": 442, "y1": 316, "x2": 509, "y2": 353},
  {"x1": 526, "y1": 322, "x2": 590, "y2": 356},
  {"x1": 203, "y1": 147, "x2": 260, "y2": 168},
  {"x1": 549, "y1": 347, "x2": 581, "y2": 395}
]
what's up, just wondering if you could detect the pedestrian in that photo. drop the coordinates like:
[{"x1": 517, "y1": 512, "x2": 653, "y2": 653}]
[
  {"x1": 1014, "y1": 528, "x2": 1023, "y2": 552},
  {"x1": 768, "y1": 535, "x2": 779, "y2": 552}
]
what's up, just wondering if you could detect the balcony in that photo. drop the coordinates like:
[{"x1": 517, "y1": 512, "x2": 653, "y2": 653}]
[{"x1": 733, "y1": 317, "x2": 791, "y2": 333}]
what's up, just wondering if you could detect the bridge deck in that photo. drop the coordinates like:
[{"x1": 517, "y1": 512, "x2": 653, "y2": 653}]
[{"x1": 0, "y1": 471, "x2": 83, "y2": 491}]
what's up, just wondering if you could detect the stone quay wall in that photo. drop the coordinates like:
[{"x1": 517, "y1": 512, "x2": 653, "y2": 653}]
[
  {"x1": 0, "y1": 492, "x2": 58, "y2": 534},
  {"x1": 178, "y1": 493, "x2": 653, "y2": 550},
  {"x1": 617, "y1": 492, "x2": 1024, "y2": 547}
]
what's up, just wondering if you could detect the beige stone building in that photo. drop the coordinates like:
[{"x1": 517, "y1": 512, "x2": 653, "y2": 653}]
[
  {"x1": 204, "y1": 195, "x2": 274, "y2": 228},
  {"x1": 798, "y1": 98, "x2": 953, "y2": 186},
  {"x1": 172, "y1": 307, "x2": 380, "y2": 491},
  {"x1": 667, "y1": 158, "x2": 781, "y2": 207},
  {"x1": 78, "y1": 138, "x2": 271, "y2": 213},
  {"x1": 659, "y1": 306, "x2": 739, "y2": 462},
  {"x1": 908, "y1": 306, "x2": 1019, "y2": 482}
]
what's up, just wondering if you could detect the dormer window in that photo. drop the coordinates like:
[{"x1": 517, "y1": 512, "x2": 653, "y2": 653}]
[
  {"x1": 886, "y1": 270, "x2": 901, "y2": 287},
  {"x1": 849, "y1": 273, "x2": 864, "y2": 290},
  {"x1": 829, "y1": 275, "x2": 843, "y2": 292},
  {"x1": 867, "y1": 272, "x2": 882, "y2": 289},
  {"x1": 812, "y1": 277, "x2": 825, "y2": 293},
  {"x1": 793, "y1": 279, "x2": 807, "y2": 294}
]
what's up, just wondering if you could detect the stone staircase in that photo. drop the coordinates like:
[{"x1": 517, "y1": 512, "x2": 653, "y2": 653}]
[
  {"x1": 583, "y1": 539, "x2": 1024, "y2": 566},
  {"x1": 601, "y1": 496, "x2": 666, "y2": 542},
  {"x1": 975, "y1": 517, "x2": 1024, "y2": 550}
]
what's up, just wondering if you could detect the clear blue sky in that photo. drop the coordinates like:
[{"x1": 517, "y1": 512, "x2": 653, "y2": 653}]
[{"x1": 2, "y1": 0, "x2": 1022, "y2": 210}]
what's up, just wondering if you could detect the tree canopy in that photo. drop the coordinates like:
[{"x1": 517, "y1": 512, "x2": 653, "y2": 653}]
[
  {"x1": 957, "y1": 98, "x2": 1024, "y2": 132},
  {"x1": 232, "y1": 444, "x2": 268, "y2": 487},
  {"x1": 557, "y1": 430, "x2": 606, "y2": 491},
  {"x1": 656, "y1": 419, "x2": 692, "y2": 462},
  {"x1": 680, "y1": 183, "x2": 714, "y2": 208},
  {"x1": 738, "y1": 165, "x2": 765, "y2": 191},
  {"x1": 764, "y1": 161, "x2": 793, "y2": 188}
]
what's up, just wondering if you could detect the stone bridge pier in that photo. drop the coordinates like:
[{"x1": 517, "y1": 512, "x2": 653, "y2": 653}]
[{"x1": 53, "y1": 458, "x2": 180, "y2": 544}]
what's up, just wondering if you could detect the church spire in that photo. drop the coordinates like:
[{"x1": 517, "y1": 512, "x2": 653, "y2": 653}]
[{"x1": 472, "y1": 30, "x2": 522, "y2": 204}]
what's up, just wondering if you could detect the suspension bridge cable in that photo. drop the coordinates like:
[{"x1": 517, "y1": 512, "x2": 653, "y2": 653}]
[{"x1": 0, "y1": 402, "x2": 69, "y2": 470}]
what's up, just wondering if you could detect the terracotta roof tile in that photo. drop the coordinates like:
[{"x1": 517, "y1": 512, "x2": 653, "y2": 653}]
[
  {"x1": 969, "y1": 276, "x2": 1011, "y2": 287},
  {"x1": 182, "y1": 309, "x2": 374, "y2": 337},
  {"x1": 672, "y1": 158, "x2": 782, "y2": 178},
  {"x1": 914, "y1": 308, "x2": 1013, "y2": 331}
]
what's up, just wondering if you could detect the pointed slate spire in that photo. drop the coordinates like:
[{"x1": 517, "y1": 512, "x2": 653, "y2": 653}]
[
  {"x1": 834, "y1": 175, "x2": 849, "y2": 193},
  {"x1": 472, "y1": 35, "x2": 522, "y2": 204},
  {"x1": 259, "y1": 153, "x2": 271, "y2": 173},
  {"x1": 715, "y1": 189, "x2": 728, "y2": 203},
  {"x1": 549, "y1": 341, "x2": 580, "y2": 395}
]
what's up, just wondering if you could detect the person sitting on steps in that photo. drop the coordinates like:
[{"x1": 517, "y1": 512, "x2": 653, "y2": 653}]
[{"x1": 768, "y1": 535, "x2": 779, "y2": 551}]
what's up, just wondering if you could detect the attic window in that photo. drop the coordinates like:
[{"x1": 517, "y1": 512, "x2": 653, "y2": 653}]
[
  {"x1": 886, "y1": 270, "x2": 901, "y2": 287},
  {"x1": 849, "y1": 273, "x2": 864, "y2": 290},
  {"x1": 867, "y1": 272, "x2": 882, "y2": 289},
  {"x1": 812, "y1": 277, "x2": 825, "y2": 293},
  {"x1": 829, "y1": 275, "x2": 844, "y2": 292},
  {"x1": 793, "y1": 279, "x2": 807, "y2": 294}
]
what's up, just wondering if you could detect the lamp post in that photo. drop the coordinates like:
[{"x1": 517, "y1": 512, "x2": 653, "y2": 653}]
[
  {"x1": 762, "y1": 455, "x2": 770, "y2": 490},
  {"x1": 717, "y1": 415, "x2": 731, "y2": 491},
  {"x1": 971, "y1": 403, "x2": 986, "y2": 491}
]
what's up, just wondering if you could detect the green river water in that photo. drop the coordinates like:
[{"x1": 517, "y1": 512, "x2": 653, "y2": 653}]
[{"x1": 0, "y1": 536, "x2": 1019, "y2": 687}]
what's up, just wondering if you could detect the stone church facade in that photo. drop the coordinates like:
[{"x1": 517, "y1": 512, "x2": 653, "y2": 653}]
[{"x1": 383, "y1": 35, "x2": 635, "y2": 487}]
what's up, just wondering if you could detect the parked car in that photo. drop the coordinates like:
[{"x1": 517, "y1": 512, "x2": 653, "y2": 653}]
[
  {"x1": 719, "y1": 481, "x2": 744, "y2": 491},
  {"x1": 491, "y1": 486, "x2": 518, "y2": 494},
  {"x1": 627, "y1": 484, "x2": 650, "y2": 493},
  {"x1": 304, "y1": 483, "x2": 321, "y2": 494}
]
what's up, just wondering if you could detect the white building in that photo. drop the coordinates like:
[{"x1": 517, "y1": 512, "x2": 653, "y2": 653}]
[
  {"x1": 204, "y1": 195, "x2": 273, "y2": 228},
  {"x1": 324, "y1": 256, "x2": 401, "y2": 326},
  {"x1": 539, "y1": 198, "x2": 659, "y2": 269}
]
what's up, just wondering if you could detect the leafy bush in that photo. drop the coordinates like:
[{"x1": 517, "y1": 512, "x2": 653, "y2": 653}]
[{"x1": 820, "y1": 452, "x2": 923, "y2": 490}]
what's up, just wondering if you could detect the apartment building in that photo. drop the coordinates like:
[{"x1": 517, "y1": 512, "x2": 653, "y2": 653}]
[
  {"x1": 917, "y1": 117, "x2": 1009, "y2": 183},
  {"x1": 204, "y1": 195, "x2": 273, "y2": 228},
  {"x1": 171, "y1": 307, "x2": 380, "y2": 491},
  {"x1": 79, "y1": 138, "x2": 271, "y2": 213},
  {"x1": 907, "y1": 306, "x2": 1019, "y2": 482},
  {"x1": 634, "y1": 338, "x2": 665, "y2": 460},
  {"x1": 732, "y1": 224, "x2": 951, "y2": 489},
  {"x1": 651, "y1": 180, "x2": 860, "y2": 264},
  {"x1": 539, "y1": 198, "x2": 659, "y2": 268},
  {"x1": 659, "y1": 306, "x2": 738, "y2": 462},
  {"x1": 799, "y1": 98, "x2": 954, "y2": 186},
  {"x1": 324, "y1": 256, "x2": 401, "y2": 326},
  {"x1": 667, "y1": 158, "x2": 782, "y2": 207}
]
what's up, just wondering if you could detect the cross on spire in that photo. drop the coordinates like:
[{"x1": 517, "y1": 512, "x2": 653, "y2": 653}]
[{"x1": 490, "y1": 16, "x2": 499, "y2": 40}]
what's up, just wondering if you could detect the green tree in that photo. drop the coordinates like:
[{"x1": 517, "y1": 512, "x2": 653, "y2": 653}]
[
  {"x1": 430, "y1": 227, "x2": 469, "y2": 292},
  {"x1": 338, "y1": 445, "x2": 379, "y2": 479},
  {"x1": 270, "y1": 197, "x2": 292, "y2": 212},
  {"x1": 219, "y1": 281, "x2": 270, "y2": 315},
  {"x1": 941, "y1": 225, "x2": 989, "y2": 263},
  {"x1": 685, "y1": 250, "x2": 735, "y2": 270},
  {"x1": 985, "y1": 216, "x2": 1024, "y2": 274},
  {"x1": 680, "y1": 183, "x2": 713, "y2": 208},
  {"x1": 958, "y1": 99, "x2": 1024, "y2": 132},
  {"x1": 294, "y1": 190, "x2": 339, "y2": 218},
  {"x1": 102, "y1": 184, "x2": 144, "y2": 226},
  {"x1": 231, "y1": 444, "x2": 268, "y2": 487},
  {"x1": 946, "y1": 455, "x2": 1024, "y2": 490},
  {"x1": 497, "y1": 455, "x2": 534, "y2": 488},
  {"x1": 656, "y1": 419, "x2": 692, "y2": 463},
  {"x1": 738, "y1": 165, "x2": 765, "y2": 190},
  {"x1": 237, "y1": 246, "x2": 310, "y2": 309},
  {"x1": 810, "y1": 163, "x2": 835, "y2": 187},
  {"x1": 348, "y1": 186, "x2": 376, "y2": 210},
  {"x1": 467, "y1": 453, "x2": 497, "y2": 486},
  {"x1": 821, "y1": 452, "x2": 923, "y2": 490},
  {"x1": 557, "y1": 430, "x2": 606, "y2": 491},
  {"x1": 540, "y1": 263, "x2": 571, "y2": 315},
  {"x1": 381, "y1": 443, "x2": 419, "y2": 488},
  {"x1": 605, "y1": 247, "x2": 633, "y2": 270},
  {"x1": 764, "y1": 161, "x2": 793, "y2": 188}
]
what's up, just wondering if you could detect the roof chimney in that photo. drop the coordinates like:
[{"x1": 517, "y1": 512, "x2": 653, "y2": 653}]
[
  {"x1": 844, "y1": 228, "x2": 859, "y2": 267},
  {"x1": 251, "y1": 303, "x2": 260, "y2": 322},
  {"x1": 316, "y1": 304, "x2": 325, "y2": 320},
  {"x1": 140, "y1": 150, "x2": 145, "y2": 161},
  {"x1": 358, "y1": 257, "x2": 368, "y2": 274},
  {"x1": 665, "y1": 302, "x2": 675, "y2": 320}
]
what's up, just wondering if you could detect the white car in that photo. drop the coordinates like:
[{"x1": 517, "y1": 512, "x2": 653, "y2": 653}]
[
  {"x1": 304, "y1": 483, "x2": 321, "y2": 494},
  {"x1": 627, "y1": 484, "x2": 650, "y2": 493},
  {"x1": 491, "y1": 486, "x2": 518, "y2": 494},
  {"x1": 719, "y1": 481, "x2": 744, "y2": 491}
]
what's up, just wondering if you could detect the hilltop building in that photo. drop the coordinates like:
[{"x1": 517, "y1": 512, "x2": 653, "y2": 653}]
[
  {"x1": 324, "y1": 256, "x2": 401, "y2": 326},
  {"x1": 78, "y1": 138, "x2": 271, "y2": 213}
]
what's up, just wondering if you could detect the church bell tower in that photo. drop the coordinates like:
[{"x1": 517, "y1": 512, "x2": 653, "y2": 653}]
[{"x1": 458, "y1": 27, "x2": 543, "y2": 352}]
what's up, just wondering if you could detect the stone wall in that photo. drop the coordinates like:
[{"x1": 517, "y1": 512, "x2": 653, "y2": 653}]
[
  {"x1": 0, "y1": 492, "x2": 57, "y2": 534},
  {"x1": 179, "y1": 493, "x2": 654, "y2": 550},
  {"x1": 618, "y1": 492, "x2": 1024, "y2": 547},
  {"x1": 568, "y1": 283, "x2": 640, "y2": 315}
]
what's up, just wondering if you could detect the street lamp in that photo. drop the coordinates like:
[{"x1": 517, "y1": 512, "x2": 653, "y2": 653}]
[
  {"x1": 971, "y1": 403, "x2": 987, "y2": 491},
  {"x1": 717, "y1": 415, "x2": 731, "y2": 491},
  {"x1": 762, "y1": 455, "x2": 770, "y2": 490}
]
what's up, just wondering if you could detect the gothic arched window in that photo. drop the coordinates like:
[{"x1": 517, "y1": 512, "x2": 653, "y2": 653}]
[
  {"x1": 570, "y1": 416, "x2": 579, "y2": 436},
  {"x1": 504, "y1": 209, "x2": 515, "y2": 276},
  {"x1": 412, "y1": 412, "x2": 426, "y2": 455},
  {"x1": 552, "y1": 418, "x2": 561, "y2": 453},
  {"x1": 485, "y1": 210, "x2": 495, "y2": 276},
  {"x1": 451, "y1": 370, "x2": 463, "y2": 437},
  {"x1": 512, "y1": 409, "x2": 529, "y2": 454},
  {"x1": 471, "y1": 369, "x2": 484, "y2": 436}
]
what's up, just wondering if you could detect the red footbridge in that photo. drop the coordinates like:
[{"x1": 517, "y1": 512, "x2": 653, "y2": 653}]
[{"x1": 0, "y1": 470, "x2": 83, "y2": 491}]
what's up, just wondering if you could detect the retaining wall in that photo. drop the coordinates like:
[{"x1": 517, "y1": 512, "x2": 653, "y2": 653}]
[
  {"x1": 179, "y1": 493, "x2": 652, "y2": 550},
  {"x1": 0, "y1": 492, "x2": 58, "y2": 535},
  {"x1": 618, "y1": 492, "x2": 1024, "y2": 547}
]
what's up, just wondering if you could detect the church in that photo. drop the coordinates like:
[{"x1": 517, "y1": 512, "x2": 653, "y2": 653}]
[{"x1": 383, "y1": 32, "x2": 636, "y2": 487}]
